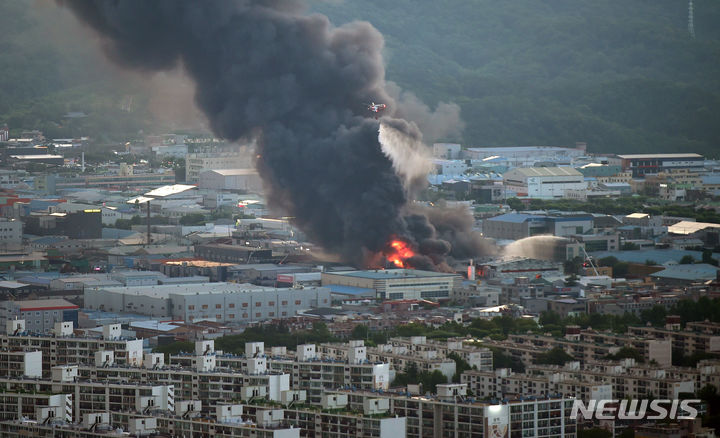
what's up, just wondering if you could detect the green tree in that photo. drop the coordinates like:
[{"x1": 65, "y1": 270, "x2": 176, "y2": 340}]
[
  {"x1": 448, "y1": 352, "x2": 473, "y2": 383},
  {"x1": 507, "y1": 198, "x2": 524, "y2": 211},
  {"x1": 114, "y1": 219, "x2": 132, "y2": 230},
  {"x1": 490, "y1": 348, "x2": 525, "y2": 373},
  {"x1": 152, "y1": 341, "x2": 193, "y2": 361},
  {"x1": 702, "y1": 250, "x2": 719, "y2": 266},
  {"x1": 640, "y1": 305, "x2": 667, "y2": 327},
  {"x1": 535, "y1": 347, "x2": 574, "y2": 366},
  {"x1": 680, "y1": 255, "x2": 696, "y2": 264},
  {"x1": 179, "y1": 213, "x2": 206, "y2": 226},
  {"x1": 564, "y1": 256, "x2": 584, "y2": 276},
  {"x1": 351, "y1": 324, "x2": 370, "y2": 340},
  {"x1": 605, "y1": 347, "x2": 644, "y2": 363}
]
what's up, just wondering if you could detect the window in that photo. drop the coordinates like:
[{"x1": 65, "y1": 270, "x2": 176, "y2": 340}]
[
  {"x1": 228, "y1": 314, "x2": 235, "y2": 319},
  {"x1": 201, "y1": 304, "x2": 208, "y2": 309},
  {"x1": 242, "y1": 303, "x2": 248, "y2": 308},
  {"x1": 281, "y1": 312, "x2": 287, "y2": 316},
  {"x1": 268, "y1": 312, "x2": 275, "y2": 317},
  {"x1": 295, "y1": 300, "x2": 301, "y2": 305},
  {"x1": 228, "y1": 303, "x2": 235, "y2": 308},
  {"x1": 255, "y1": 312, "x2": 261, "y2": 318},
  {"x1": 188, "y1": 305, "x2": 195, "y2": 310},
  {"x1": 216, "y1": 314, "x2": 221, "y2": 320},
  {"x1": 216, "y1": 304, "x2": 221, "y2": 309},
  {"x1": 281, "y1": 300, "x2": 288, "y2": 306},
  {"x1": 255, "y1": 302, "x2": 261, "y2": 307},
  {"x1": 268, "y1": 301, "x2": 275, "y2": 306},
  {"x1": 242, "y1": 313, "x2": 248, "y2": 318}
]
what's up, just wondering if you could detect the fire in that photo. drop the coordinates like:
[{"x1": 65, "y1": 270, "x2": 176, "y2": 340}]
[{"x1": 386, "y1": 239, "x2": 415, "y2": 268}]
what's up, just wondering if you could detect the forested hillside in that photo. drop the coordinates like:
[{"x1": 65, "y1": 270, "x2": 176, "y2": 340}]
[
  {"x1": 0, "y1": 1, "x2": 151, "y2": 142},
  {"x1": 314, "y1": 0, "x2": 720, "y2": 156},
  {"x1": 1, "y1": 1, "x2": 719, "y2": 155}
]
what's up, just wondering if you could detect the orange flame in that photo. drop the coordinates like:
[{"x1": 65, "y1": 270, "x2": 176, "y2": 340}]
[{"x1": 386, "y1": 239, "x2": 415, "y2": 268}]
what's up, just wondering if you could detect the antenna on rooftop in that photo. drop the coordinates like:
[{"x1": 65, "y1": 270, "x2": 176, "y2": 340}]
[{"x1": 688, "y1": 0, "x2": 695, "y2": 39}]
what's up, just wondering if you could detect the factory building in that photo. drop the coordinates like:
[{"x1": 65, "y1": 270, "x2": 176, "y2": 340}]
[
  {"x1": 617, "y1": 153, "x2": 704, "y2": 177},
  {"x1": 0, "y1": 299, "x2": 78, "y2": 334},
  {"x1": 321, "y1": 269, "x2": 461, "y2": 302},
  {"x1": 84, "y1": 282, "x2": 331, "y2": 323},
  {"x1": 503, "y1": 166, "x2": 585, "y2": 199},
  {"x1": 198, "y1": 168, "x2": 263, "y2": 193}
]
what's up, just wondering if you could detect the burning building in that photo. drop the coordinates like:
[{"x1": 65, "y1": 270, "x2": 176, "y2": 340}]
[{"x1": 59, "y1": 0, "x2": 492, "y2": 270}]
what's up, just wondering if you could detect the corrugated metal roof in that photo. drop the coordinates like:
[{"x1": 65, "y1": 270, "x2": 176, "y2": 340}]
[
  {"x1": 650, "y1": 264, "x2": 719, "y2": 281},
  {"x1": 486, "y1": 213, "x2": 545, "y2": 223},
  {"x1": 508, "y1": 167, "x2": 582, "y2": 177},
  {"x1": 668, "y1": 221, "x2": 720, "y2": 235},
  {"x1": 617, "y1": 153, "x2": 703, "y2": 159}
]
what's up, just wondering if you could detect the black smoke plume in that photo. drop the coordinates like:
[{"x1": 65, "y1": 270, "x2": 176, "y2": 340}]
[{"x1": 59, "y1": 0, "x2": 493, "y2": 269}]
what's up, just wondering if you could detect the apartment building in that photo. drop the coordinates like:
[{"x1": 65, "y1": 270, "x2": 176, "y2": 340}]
[
  {"x1": 243, "y1": 398, "x2": 406, "y2": 438},
  {"x1": 0, "y1": 350, "x2": 42, "y2": 378},
  {"x1": 463, "y1": 359, "x2": 697, "y2": 403},
  {"x1": 481, "y1": 329, "x2": 672, "y2": 367},
  {"x1": 0, "y1": 416, "x2": 298, "y2": 438},
  {"x1": 91, "y1": 342, "x2": 291, "y2": 404},
  {"x1": 326, "y1": 387, "x2": 577, "y2": 438},
  {"x1": 387, "y1": 336, "x2": 494, "y2": 371},
  {"x1": 0, "y1": 370, "x2": 172, "y2": 422},
  {"x1": 0, "y1": 320, "x2": 143, "y2": 371},
  {"x1": 626, "y1": 323, "x2": 720, "y2": 356},
  {"x1": 318, "y1": 340, "x2": 458, "y2": 382},
  {"x1": 0, "y1": 392, "x2": 71, "y2": 422},
  {"x1": 170, "y1": 341, "x2": 391, "y2": 404}
]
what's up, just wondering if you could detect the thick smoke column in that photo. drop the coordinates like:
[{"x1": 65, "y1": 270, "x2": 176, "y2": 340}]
[{"x1": 59, "y1": 0, "x2": 490, "y2": 269}]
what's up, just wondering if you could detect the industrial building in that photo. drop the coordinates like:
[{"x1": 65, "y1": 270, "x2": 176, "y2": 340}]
[
  {"x1": 0, "y1": 218, "x2": 22, "y2": 251},
  {"x1": 503, "y1": 166, "x2": 586, "y2": 198},
  {"x1": 321, "y1": 269, "x2": 461, "y2": 301},
  {"x1": 84, "y1": 282, "x2": 331, "y2": 323},
  {"x1": 617, "y1": 153, "x2": 705, "y2": 177},
  {"x1": 198, "y1": 168, "x2": 263, "y2": 192},
  {"x1": 465, "y1": 145, "x2": 587, "y2": 167},
  {"x1": 23, "y1": 209, "x2": 102, "y2": 239},
  {"x1": 185, "y1": 152, "x2": 252, "y2": 183},
  {"x1": 0, "y1": 299, "x2": 78, "y2": 334},
  {"x1": 483, "y1": 213, "x2": 593, "y2": 240}
]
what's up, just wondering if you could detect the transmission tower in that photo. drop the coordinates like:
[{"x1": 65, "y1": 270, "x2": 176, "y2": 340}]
[{"x1": 688, "y1": 0, "x2": 696, "y2": 39}]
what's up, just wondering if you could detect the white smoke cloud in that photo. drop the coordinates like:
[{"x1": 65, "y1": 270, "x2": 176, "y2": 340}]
[{"x1": 378, "y1": 121, "x2": 433, "y2": 196}]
